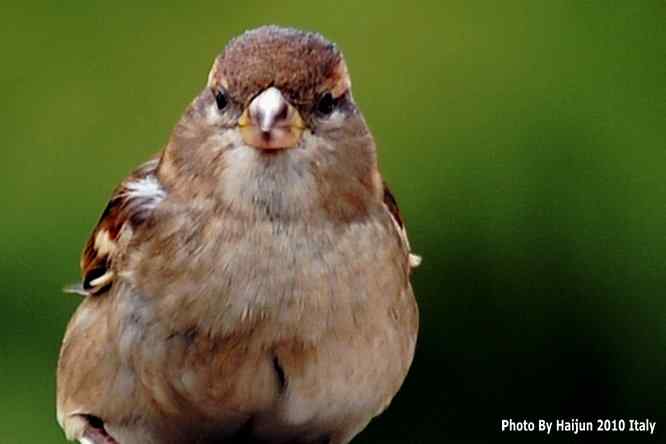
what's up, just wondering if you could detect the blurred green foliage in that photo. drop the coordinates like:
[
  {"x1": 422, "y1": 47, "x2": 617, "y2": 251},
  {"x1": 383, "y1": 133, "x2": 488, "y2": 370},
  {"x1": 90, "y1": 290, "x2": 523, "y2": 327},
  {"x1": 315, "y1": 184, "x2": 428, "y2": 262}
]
[{"x1": 1, "y1": 1, "x2": 664, "y2": 443}]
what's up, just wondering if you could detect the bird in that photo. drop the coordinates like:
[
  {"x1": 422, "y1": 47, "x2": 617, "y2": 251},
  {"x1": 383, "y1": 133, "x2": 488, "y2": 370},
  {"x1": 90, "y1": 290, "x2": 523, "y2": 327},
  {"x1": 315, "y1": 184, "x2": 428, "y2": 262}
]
[{"x1": 57, "y1": 25, "x2": 420, "y2": 444}]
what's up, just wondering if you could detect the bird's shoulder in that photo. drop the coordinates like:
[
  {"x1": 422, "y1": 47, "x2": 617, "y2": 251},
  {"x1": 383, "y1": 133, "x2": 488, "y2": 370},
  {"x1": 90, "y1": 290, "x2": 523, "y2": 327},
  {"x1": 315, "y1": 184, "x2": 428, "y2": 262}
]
[
  {"x1": 72, "y1": 156, "x2": 166, "y2": 296},
  {"x1": 381, "y1": 180, "x2": 421, "y2": 269}
]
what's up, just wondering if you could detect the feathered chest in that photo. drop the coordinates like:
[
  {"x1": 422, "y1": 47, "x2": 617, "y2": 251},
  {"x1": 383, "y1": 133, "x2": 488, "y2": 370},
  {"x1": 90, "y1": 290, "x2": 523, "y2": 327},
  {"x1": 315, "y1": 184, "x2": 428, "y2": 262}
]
[{"x1": 116, "y1": 198, "x2": 409, "y2": 341}]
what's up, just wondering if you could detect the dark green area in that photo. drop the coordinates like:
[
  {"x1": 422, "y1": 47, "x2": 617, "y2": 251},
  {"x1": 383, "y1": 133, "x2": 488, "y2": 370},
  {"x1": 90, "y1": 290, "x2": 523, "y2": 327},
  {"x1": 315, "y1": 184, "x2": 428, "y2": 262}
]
[{"x1": 1, "y1": 1, "x2": 664, "y2": 443}]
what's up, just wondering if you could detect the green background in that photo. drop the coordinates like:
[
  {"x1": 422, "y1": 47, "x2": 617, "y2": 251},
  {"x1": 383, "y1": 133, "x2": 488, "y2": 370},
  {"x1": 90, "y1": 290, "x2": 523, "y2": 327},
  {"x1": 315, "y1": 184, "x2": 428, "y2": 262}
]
[{"x1": 1, "y1": 1, "x2": 664, "y2": 443}]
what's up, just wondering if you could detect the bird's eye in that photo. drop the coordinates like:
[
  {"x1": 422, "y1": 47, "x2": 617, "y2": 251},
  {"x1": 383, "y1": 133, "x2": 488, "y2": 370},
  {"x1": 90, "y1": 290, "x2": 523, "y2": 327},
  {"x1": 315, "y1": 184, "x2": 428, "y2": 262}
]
[
  {"x1": 214, "y1": 88, "x2": 228, "y2": 111},
  {"x1": 316, "y1": 92, "x2": 337, "y2": 116}
]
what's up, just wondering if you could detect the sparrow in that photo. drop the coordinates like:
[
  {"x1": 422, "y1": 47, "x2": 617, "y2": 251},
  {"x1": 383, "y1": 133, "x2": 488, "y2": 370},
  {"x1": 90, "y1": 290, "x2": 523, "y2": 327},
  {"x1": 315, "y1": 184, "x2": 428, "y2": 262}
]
[{"x1": 57, "y1": 25, "x2": 420, "y2": 444}]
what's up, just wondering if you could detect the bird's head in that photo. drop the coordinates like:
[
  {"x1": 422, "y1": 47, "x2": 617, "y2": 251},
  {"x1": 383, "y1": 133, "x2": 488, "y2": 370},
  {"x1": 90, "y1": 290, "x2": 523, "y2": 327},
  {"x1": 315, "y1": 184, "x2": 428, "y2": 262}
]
[{"x1": 161, "y1": 26, "x2": 381, "y2": 218}]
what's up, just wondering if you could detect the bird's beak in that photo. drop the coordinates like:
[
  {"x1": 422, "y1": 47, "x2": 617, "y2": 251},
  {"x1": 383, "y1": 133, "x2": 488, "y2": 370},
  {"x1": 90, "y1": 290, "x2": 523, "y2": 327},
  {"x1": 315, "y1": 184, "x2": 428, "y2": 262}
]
[{"x1": 239, "y1": 87, "x2": 304, "y2": 150}]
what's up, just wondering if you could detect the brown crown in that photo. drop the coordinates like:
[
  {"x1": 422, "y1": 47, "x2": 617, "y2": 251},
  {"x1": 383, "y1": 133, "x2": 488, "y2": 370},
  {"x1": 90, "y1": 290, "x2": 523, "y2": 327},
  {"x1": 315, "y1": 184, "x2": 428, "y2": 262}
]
[{"x1": 208, "y1": 26, "x2": 349, "y2": 108}]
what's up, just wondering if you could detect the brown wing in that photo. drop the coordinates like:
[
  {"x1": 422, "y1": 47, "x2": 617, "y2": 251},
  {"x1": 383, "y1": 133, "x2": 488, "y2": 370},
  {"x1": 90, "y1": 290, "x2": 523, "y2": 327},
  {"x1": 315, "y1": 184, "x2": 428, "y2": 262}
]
[
  {"x1": 382, "y1": 180, "x2": 421, "y2": 269},
  {"x1": 76, "y1": 157, "x2": 165, "y2": 296}
]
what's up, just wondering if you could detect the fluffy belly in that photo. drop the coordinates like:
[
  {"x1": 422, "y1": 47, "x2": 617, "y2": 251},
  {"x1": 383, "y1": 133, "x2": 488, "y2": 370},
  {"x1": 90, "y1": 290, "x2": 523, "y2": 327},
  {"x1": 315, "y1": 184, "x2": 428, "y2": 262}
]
[
  {"x1": 108, "y1": 281, "x2": 417, "y2": 442},
  {"x1": 59, "y1": 214, "x2": 417, "y2": 443},
  {"x1": 97, "y1": 265, "x2": 417, "y2": 443}
]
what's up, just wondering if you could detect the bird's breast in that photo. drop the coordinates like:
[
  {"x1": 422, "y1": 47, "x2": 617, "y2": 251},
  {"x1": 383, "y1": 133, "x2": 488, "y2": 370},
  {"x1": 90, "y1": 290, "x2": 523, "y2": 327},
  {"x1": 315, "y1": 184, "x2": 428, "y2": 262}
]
[
  {"x1": 125, "y1": 204, "x2": 408, "y2": 338},
  {"x1": 107, "y1": 204, "x2": 416, "y2": 438}
]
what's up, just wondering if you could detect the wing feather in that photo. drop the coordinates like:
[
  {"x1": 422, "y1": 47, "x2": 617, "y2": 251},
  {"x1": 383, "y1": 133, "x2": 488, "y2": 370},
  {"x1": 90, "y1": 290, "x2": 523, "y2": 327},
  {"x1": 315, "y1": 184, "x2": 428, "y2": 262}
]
[
  {"x1": 382, "y1": 181, "x2": 421, "y2": 269},
  {"x1": 77, "y1": 157, "x2": 165, "y2": 296}
]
